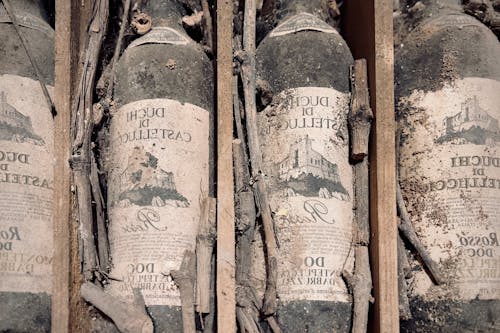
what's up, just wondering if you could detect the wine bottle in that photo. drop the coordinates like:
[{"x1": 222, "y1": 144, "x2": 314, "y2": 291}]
[
  {"x1": 396, "y1": 0, "x2": 500, "y2": 331},
  {"x1": 256, "y1": 1, "x2": 354, "y2": 331},
  {"x1": 0, "y1": 0, "x2": 54, "y2": 332},
  {"x1": 105, "y1": 0, "x2": 213, "y2": 331}
]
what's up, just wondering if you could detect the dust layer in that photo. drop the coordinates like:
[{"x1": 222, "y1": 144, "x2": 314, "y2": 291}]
[
  {"x1": 274, "y1": 300, "x2": 352, "y2": 333},
  {"x1": 0, "y1": 292, "x2": 51, "y2": 333},
  {"x1": 401, "y1": 298, "x2": 500, "y2": 332}
]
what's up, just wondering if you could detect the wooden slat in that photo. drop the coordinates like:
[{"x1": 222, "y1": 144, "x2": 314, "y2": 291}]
[
  {"x1": 216, "y1": 0, "x2": 236, "y2": 332},
  {"x1": 53, "y1": 2, "x2": 95, "y2": 332},
  {"x1": 343, "y1": 1, "x2": 398, "y2": 332},
  {"x1": 52, "y1": 1, "x2": 77, "y2": 332}
]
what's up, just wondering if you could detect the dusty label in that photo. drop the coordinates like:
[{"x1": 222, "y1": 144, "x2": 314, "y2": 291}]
[
  {"x1": 257, "y1": 87, "x2": 353, "y2": 302},
  {"x1": 106, "y1": 99, "x2": 209, "y2": 306},
  {"x1": 0, "y1": 74, "x2": 54, "y2": 294},
  {"x1": 399, "y1": 78, "x2": 500, "y2": 301},
  {"x1": 128, "y1": 27, "x2": 190, "y2": 48},
  {"x1": 269, "y1": 12, "x2": 339, "y2": 38}
]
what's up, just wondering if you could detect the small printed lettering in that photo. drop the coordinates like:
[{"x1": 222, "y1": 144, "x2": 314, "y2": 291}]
[
  {"x1": 127, "y1": 107, "x2": 166, "y2": 122},
  {"x1": 119, "y1": 128, "x2": 192, "y2": 144},
  {"x1": 279, "y1": 267, "x2": 337, "y2": 286},
  {"x1": 0, "y1": 226, "x2": 21, "y2": 241},
  {"x1": 0, "y1": 171, "x2": 52, "y2": 188},
  {"x1": 0, "y1": 151, "x2": 29, "y2": 164},
  {"x1": 262, "y1": 117, "x2": 341, "y2": 135}
]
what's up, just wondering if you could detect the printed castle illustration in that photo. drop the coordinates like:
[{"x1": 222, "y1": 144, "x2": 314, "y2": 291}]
[
  {"x1": 437, "y1": 96, "x2": 500, "y2": 145},
  {"x1": 120, "y1": 162, "x2": 176, "y2": 194},
  {"x1": 0, "y1": 91, "x2": 44, "y2": 144},
  {"x1": 277, "y1": 135, "x2": 340, "y2": 182},
  {"x1": 116, "y1": 147, "x2": 188, "y2": 207}
]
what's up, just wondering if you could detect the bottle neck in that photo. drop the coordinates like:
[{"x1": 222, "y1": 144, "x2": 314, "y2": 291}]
[
  {"x1": 141, "y1": 0, "x2": 185, "y2": 29},
  {"x1": 277, "y1": 0, "x2": 328, "y2": 22},
  {"x1": 420, "y1": 0, "x2": 463, "y2": 17},
  {"x1": 0, "y1": 0, "x2": 49, "y2": 22}
]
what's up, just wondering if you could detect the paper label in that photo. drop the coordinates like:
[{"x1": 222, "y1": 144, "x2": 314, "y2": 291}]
[
  {"x1": 0, "y1": 74, "x2": 54, "y2": 294},
  {"x1": 128, "y1": 27, "x2": 190, "y2": 48},
  {"x1": 269, "y1": 12, "x2": 339, "y2": 38},
  {"x1": 399, "y1": 78, "x2": 500, "y2": 301},
  {"x1": 257, "y1": 87, "x2": 353, "y2": 303},
  {"x1": 106, "y1": 99, "x2": 209, "y2": 306}
]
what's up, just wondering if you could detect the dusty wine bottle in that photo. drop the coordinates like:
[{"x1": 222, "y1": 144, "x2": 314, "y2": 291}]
[
  {"x1": 255, "y1": 1, "x2": 354, "y2": 331},
  {"x1": 105, "y1": 0, "x2": 213, "y2": 331},
  {"x1": 0, "y1": 1, "x2": 54, "y2": 332},
  {"x1": 396, "y1": 0, "x2": 500, "y2": 331}
]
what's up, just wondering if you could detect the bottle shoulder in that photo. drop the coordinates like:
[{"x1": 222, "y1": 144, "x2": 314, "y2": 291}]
[
  {"x1": 114, "y1": 42, "x2": 213, "y2": 111},
  {"x1": 0, "y1": 24, "x2": 54, "y2": 84},
  {"x1": 395, "y1": 13, "x2": 500, "y2": 97},
  {"x1": 256, "y1": 30, "x2": 353, "y2": 94}
]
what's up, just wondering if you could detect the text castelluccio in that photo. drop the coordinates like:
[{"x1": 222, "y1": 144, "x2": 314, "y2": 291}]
[
  {"x1": 114, "y1": 106, "x2": 193, "y2": 144},
  {"x1": 261, "y1": 94, "x2": 346, "y2": 135},
  {"x1": 0, "y1": 150, "x2": 52, "y2": 189},
  {"x1": 414, "y1": 155, "x2": 500, "y2": 192}
]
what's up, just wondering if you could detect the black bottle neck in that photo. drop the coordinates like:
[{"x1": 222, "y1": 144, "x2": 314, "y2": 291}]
[
  {"x1": 418, "y1": 0, "x2": 463, "y2": 18},
  {"x1": 277, "y1": 0, "x2": 328, "y2": 22},
  {"x1": 141, "y1": 0, "x2": 185, "y2": 29}
]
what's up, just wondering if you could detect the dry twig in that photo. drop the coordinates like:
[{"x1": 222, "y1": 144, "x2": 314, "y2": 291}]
[
  {"x1": 90, "y1": 153, "x2": 109, "y2": 272},
  {"x1": 201, "y1": 0, "x2": 213, "y2": 54},
  {"x1": 342, "y1": 246, "x2": 373, "y2": 333},
  {"x1": 171, "y1": 250, "x2": 197, "y2": 333},
  {"x1": 397, "y1": 234, "x2": 412, "y2": 320},
  {"x1": 71, "y1": 0, "x2": 109, "y2": 280},
  {"x1": 80, "y1": 283, "x2": 153, "y2": 333},
  {"x1": 196, "y1": 197, "x2": 217, "y2": 315},
  {"x1": 241, "y1": 0, "x2": 278, "y2": 316},
  {"x1": 396, "y1": 184, "x2": 444, "y2": 285},
  {"x1": 234, "y1": 139, "x2": 262, "y2": 333},
  {"x1": 395, "y1": 125, "x2": 444, "y2": 286},
  {"x1": 99, "y1": 0, "x2": 132, "y2": 109},
  {"x1": 343, "y1": 59, "x2": 374, "y2": 333}
]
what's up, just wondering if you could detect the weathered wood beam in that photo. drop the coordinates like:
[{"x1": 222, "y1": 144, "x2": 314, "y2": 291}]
[
  {"x1": 343, "y1": 1, "x2": 398, "y2": 332},
  {"x1": 216, "y1": 0, "x2": 236, "y2": 331},
  {"x1": 52, "y1": 1, "x2": 80, "y2": 331}
]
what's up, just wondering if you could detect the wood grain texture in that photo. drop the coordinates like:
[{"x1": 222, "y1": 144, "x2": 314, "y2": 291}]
[
  {"x1": 53, "y1": 2, "x2": 96, "y2": 332},
  {"x1": 52, "y1": 1, "x2": 77, "y2": 331},
  {"x1": 343, "y1": 1, "x2": 398, "y2": 332},
  {"x1": 216, "y1": 0, "x2": 236, "y2": 332}
]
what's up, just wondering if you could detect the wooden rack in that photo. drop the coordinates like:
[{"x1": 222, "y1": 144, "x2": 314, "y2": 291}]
[{"x1": 51, "y1": 0, "x2": 397, "y2": 332}]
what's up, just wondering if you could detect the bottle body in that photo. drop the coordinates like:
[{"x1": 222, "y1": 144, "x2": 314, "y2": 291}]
[
  {"x1": 396, "y1": 9, "x2": 500, "y2": 332},
  {"x1": 0, "y1": 1, "x2": 54, "y2": 332},
  {"x1": 256, "y1": 12, "x2": 354, "y2": 332},
  {"x1": 105, "y1": 5, "x2": 213, "y2": 331}
]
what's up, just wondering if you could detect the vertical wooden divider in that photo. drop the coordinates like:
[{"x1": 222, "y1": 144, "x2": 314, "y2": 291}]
[
  {"x1": 216, "y1": 0, "x2": 237, "y2": 332},
  {"x1": 343, "y1": 1, "x2": 398, "y2": 332},
  {"x1": 53, "y1": 1, "x2": 92, "y2": 332},
  {"x1": 52, "y1": 1, "x2": 76, "y2": 332}
]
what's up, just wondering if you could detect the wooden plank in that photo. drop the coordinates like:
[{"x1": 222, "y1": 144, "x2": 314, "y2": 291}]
[
  {"x1": 343, "y1": 1, "x2": 398, "y2": 332},
  {"x1": 216, "y1": 0, "x2": 236, "y2": 332},
  {"x1": 52, "y1": 1, "x2": 77, "y2": 332},
  {"x1": 53, "y1": 2, "x2": 94, "y2": 332}
]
